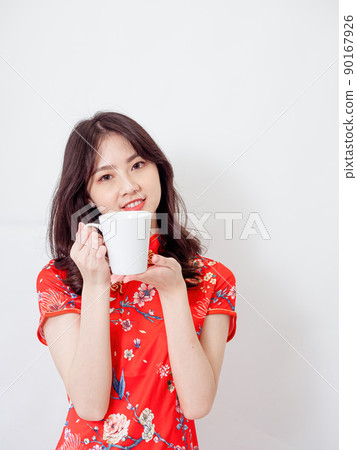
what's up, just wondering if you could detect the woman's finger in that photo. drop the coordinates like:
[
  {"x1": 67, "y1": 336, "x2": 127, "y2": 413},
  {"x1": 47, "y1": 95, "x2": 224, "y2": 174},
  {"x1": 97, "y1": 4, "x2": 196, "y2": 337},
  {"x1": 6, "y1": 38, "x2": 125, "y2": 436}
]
[
  {"x1": 91, "y1": 228, "x2": 99, "y2": 250},
  {"x1": 77, "y1": 224, "x2": 92, "y2": 248},
  {"x1": 96, "y1": 244, "x2": 107, "y2": 259},
  {"x1": 81, "y1": 228, "x2": 99, "y2": 256},
  {"x1": 122, "y1": 264, "x2": 158, "y2": 284},
  {"x1": 75, "y1": 223, "x2": 103, "y2": 249},
  {"x1": 72, "y1": 223, "x2": 89, "y2": 252},
  {"x1": 151, "y1": 254, "x2": 176, "y2": 269},
  {"x1": 123, "y1": 273, "x2": 145, "y2": 284}
]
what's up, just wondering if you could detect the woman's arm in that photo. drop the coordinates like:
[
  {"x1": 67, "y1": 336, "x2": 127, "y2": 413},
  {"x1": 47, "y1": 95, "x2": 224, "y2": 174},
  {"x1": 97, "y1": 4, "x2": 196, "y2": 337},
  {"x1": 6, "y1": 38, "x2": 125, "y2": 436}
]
[
  {"x1": 160, "y1": 287, "x2": 230, "y2": 420},
  {"x1": 44, "y1": 282, "x2": 112, "y2": 421},
  {"x1": 122, "y1": 254, "x2": 231, "y2": 420},
  {"x1": 66, "y1": 282, "x2": 112, "y2": 420},
  {"x1": 43, "y1": 222, "x2": 120, "y2": 421}
]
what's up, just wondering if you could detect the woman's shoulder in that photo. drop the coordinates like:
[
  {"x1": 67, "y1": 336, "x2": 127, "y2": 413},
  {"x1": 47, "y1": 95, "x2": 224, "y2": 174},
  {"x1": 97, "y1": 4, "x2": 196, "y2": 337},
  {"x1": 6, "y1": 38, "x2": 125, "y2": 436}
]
[
  {"x1": 189, "y1": 254, "x2": 236, "y2": 284},
  {"x1": 37, "y1": 258, "x2": 63, "y2": 277},
  {"x1": 36, "y1": 259, "x2": 69, "y2": 291}
]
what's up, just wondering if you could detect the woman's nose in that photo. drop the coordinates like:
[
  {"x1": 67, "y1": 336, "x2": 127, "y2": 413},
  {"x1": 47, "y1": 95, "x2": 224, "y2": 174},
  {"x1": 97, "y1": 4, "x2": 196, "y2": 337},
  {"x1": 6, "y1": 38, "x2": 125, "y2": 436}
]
[{"x1": 117, "y1": 176, "x2": 140, "y2": 196}]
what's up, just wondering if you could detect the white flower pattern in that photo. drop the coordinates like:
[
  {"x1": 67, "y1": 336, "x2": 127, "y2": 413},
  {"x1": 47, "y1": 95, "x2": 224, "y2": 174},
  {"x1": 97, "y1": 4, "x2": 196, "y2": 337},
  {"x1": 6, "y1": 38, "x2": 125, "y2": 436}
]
[
  {"x1": 124, "y1": 349, "x2": 134, "y2": 360},
  {"x1": 157, "y1": 363, "x2": 170, "y2": 378}
]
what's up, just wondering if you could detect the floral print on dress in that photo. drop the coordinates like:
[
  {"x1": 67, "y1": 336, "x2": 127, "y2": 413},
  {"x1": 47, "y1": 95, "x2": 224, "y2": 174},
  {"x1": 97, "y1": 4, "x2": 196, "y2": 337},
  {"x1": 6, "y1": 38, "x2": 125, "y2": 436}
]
[
  {"x1": 124, "y1": 349, "x2": 134, "y2": 361},
  {"x1": 133, "y1": 283, "x2": 156, "y2": 307},
  {"x1": 36, "y1": 267, "x2": 81, "y2": 346},
  {"x1": 139, "y1": 407, "x2": 155, "y2": 442},
  {"x1": 103, "y1": 413, "x2": 130, "y2": 444},
  {"x1": 58, "y1": 431, "x2": 85, "y2": 450},
  {"x1": 192, "y1": 297, "x2": 210, "y2": 319},
  {"x1": 157, "y1": 362, "x2": 171, "y2": 378},
  {"x1": 120, "y1": 318, "x2": 133, "y2": 332},
  {"x1": 36, "y1": 234, "x2": 237, "y2": 449},
  {"x1": 228, "y1": 285, "x2": 236, "y2": 299},
  {"x1": 38, "y1": 289, "x2": 68, "y2": 314}
]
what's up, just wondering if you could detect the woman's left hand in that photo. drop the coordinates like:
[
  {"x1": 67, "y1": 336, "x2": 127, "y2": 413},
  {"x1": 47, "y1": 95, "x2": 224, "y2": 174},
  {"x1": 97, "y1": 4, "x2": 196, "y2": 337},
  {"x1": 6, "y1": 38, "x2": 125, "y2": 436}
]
[{"x1": 113, "y1": 254, "x2": 186, "y2": 297}]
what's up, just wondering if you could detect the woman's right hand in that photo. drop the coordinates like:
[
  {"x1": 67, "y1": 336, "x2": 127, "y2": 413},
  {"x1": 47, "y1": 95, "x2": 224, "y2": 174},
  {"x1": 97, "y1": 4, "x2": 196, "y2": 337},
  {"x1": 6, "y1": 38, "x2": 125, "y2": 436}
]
[{"x1": 70, "y1": 222, "x2": 124, "y2": 287}]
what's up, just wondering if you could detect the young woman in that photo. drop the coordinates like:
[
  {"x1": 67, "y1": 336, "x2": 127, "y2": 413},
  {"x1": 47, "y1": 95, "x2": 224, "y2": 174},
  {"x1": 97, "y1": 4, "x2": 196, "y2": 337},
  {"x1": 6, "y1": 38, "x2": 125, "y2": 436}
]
[{"x1": 36, "y1": 111, "x2": 237, "y2": 450}]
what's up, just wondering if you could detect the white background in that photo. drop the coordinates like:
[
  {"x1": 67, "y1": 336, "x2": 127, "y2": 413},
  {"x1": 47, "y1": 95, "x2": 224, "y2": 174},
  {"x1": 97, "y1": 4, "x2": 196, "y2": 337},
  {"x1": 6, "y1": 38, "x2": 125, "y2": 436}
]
[{"x1": 0, "y1": 1, "x2": 338, "y2": 449}]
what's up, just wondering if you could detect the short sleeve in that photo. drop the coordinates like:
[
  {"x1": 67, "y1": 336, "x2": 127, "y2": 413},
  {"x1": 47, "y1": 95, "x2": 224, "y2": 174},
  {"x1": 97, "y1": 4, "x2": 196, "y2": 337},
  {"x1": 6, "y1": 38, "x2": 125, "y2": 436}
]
[
  {"x1": 36, "y1": 261, "x2": 81, "y2": 346},
  {"x1": 206, "y1": 262, "x2": 237, "y2": 342}
]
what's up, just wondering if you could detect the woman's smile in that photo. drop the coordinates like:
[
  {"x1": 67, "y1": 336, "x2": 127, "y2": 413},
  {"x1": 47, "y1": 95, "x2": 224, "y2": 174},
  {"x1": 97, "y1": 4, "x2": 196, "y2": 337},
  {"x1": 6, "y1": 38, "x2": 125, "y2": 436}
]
[{"x1": 121, "y1": 198, "x2": 146, "y2": 211}]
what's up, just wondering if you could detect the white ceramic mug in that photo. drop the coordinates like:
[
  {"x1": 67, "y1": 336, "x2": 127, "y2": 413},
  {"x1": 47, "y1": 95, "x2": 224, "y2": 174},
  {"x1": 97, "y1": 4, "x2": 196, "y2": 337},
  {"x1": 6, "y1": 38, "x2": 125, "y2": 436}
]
[{"x1": 84, "y1": 210, "x2": 152, "y2": 275}]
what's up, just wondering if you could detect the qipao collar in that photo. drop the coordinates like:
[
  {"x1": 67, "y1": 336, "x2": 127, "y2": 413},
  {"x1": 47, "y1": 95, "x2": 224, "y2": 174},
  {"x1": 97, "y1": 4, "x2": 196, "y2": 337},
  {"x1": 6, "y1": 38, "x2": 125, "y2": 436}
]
[{"x1": 149, "y1": 233, "x2": 161, "y2": 254}]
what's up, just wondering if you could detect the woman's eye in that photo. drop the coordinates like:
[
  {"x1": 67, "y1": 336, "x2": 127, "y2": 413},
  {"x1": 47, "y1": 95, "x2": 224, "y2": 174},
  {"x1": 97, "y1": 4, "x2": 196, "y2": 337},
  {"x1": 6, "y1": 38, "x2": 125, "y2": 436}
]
[
  {"x1": 99, "y1": 174, "x2": 112, "y2": 182},
  {"x1": 132, "y1": 161, "x2": 145, "y2": 170}
]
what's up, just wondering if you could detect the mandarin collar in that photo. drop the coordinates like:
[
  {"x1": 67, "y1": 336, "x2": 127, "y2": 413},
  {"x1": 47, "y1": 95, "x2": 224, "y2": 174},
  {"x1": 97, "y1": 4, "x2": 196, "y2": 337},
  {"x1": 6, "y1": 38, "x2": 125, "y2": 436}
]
[{"x1": 149, "y1": 233, "x2": 161, "y2": 253}]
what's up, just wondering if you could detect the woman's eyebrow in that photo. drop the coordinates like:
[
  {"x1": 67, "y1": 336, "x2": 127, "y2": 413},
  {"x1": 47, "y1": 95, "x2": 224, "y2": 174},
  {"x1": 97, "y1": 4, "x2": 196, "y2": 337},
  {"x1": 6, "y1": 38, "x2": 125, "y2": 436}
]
[{"x1": 93, "y1": 153, "x2": 139, "y2": 175}]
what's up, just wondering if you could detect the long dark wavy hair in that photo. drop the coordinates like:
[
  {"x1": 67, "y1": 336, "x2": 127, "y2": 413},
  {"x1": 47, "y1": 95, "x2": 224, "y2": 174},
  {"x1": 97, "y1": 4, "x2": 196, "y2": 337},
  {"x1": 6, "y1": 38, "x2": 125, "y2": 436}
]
[{"x1": 48, "y1": 111, "x2": 204, "y2": 295}]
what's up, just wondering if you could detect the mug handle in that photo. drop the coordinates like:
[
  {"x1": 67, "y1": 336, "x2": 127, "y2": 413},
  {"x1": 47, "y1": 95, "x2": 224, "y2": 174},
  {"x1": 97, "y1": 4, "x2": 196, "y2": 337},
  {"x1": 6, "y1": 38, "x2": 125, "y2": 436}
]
[{"x1": 83, "y1": 223, "x2": 102, "y2": 233}]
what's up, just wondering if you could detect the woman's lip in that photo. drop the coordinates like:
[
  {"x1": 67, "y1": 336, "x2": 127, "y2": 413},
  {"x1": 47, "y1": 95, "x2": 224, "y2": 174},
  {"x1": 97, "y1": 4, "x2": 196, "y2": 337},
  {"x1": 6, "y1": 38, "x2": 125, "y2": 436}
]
[{"x1": 122, "y1": 199, "x2": 146, "y2": 211}]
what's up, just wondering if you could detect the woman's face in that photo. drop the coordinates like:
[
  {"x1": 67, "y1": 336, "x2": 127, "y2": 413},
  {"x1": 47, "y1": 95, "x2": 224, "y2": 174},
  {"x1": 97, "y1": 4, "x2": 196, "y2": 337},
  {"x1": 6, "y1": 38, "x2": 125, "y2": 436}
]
[{"x1": 86, "y1": 133, "x2": 161, "y2": 230}]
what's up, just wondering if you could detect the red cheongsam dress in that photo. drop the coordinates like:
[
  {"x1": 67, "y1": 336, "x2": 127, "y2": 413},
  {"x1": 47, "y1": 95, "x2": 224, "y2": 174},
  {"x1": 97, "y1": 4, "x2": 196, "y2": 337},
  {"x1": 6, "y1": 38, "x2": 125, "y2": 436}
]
[{"x1": 36, "y1": 234, "x2": 237, "y2": 449}]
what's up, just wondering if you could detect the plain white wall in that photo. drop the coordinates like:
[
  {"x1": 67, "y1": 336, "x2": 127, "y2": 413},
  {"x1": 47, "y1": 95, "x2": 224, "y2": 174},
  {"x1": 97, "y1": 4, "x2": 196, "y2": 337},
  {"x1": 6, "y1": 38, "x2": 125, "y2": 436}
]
[{"x1": 0, "y1": 1, "x2": 338, "y2": 449}]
